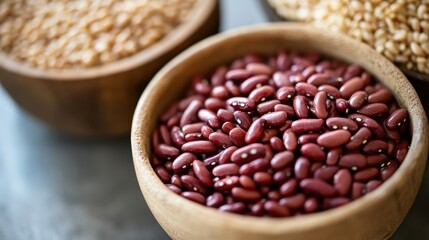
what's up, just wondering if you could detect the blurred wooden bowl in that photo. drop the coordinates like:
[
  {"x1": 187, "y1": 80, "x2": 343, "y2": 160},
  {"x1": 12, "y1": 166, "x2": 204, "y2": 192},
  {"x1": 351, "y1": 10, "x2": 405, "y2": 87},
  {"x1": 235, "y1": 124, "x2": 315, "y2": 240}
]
[
  {"x1": 0, "y1": 0, "x2": 219, "y2": 137},
  {"x1": 131, "y1": 23, "x2": 428, "y2": 240}
]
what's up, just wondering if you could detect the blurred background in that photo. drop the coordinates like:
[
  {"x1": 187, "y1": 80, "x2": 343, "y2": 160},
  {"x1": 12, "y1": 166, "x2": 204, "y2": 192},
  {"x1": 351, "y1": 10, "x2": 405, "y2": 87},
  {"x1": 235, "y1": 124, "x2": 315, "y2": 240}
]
[{"x1": 0, "y1": 1, "x2": 428, "y2": 239}]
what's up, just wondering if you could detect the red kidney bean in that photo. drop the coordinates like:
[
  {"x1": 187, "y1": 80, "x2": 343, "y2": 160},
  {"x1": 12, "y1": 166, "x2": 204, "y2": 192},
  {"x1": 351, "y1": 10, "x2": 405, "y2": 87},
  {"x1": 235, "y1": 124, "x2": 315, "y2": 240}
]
[
  {"x1": 318, "y1": 85, "x2": 341, "y2": 100},
  {"x1": 181, "y1": 191, "x2": 206, "y2": 205},
  {"x1": 314, "y1": 166, "x2": 339, "y2": 181},
  {"x1": 185, "y1": 132, "x2": 204, "y2": 141},
  {"x1": 270, "y1": 137, "x2": 286, "y2": 152},
  {"x1": 300, "y1": 178, "x2": 336, "y2": 197},
  {"x1": 366, "y1": 154, "x2": 388, "y2": 167},
  {"x1": 193, "y1": 160, "x2": 213, "y2": 187},
  {"x1": 357, "y1": 103, "x2": 389, "y2": 117},
  {"x1": 212, "y1": 163, "x2": 239, "y2": 178},
  {"x1": 326, "y1": 148, "x2": 342, "y2": 166},
  {"x1": 368, "y1": 89, "x2": 392, "y2": 104},
  {"x1": 219, "y1": 202, "x2": 246, "y2": 213},
  {"x1": 159, "y1": 125, "x2": 172, "y2": 146},
  {"x1": 164, "y1": 161, "x2": 173, "y2": 172},
  {"x1": 167, "y1": 184, "x2": 182, "y2": 194},
  {"x1": 240, "y1": 75, "x2": 270, "y2": 94},
  {"x1": 231, "y1": 143, "x2": 266, "y2": 164},
  {"x1": 387, "y1": 109, "x2": 408, "y2": 129},
  {"x1": 214, "y1": 176, "x2": 239, "y2": 191},
  {"x1": 244, "y1": 53, "x2": 264, "y2": 64},
  {"x1": 395, "y1": 139, "x2": 409, "y2": 164},
  {"x1": 239, "y1": 158, "x2": 270, "y2": 175},
  {"x1": 362, "y1": 140, "x2": 388, "y2": 154},
  {"x1": 308, "y1": 73, "x2": 333, "y2": 86},
  {"x1": 226, "y1": 69, "x2": 251, "y2": 81},
  {"x1": 348, "y1": 91, "x2": 368, "y2": 110},
  {"x1": 256, "y1": 100, "x2": 281, "y2": 115},
  {"x1": 206, "y1": 192, "x2": 225, "y2": 208},
  {"x1": 273, "y1": 71, "x2": 291, "y2": 87},
  {"x1": 339, "y1": 153, "x2": 367, "y2": 170},
  {"x1": 381, "y1": 161, "x2": 399, "y2": 181},
  {"x1": 182, "y1": 123, "x2": 204, "y2": 135},
  {"x1": 217, "y1": 109, "x2": 234, "y2": 122},
  {"x1": 333, "y1": 169, "x2": 352, "y2": 196},
  {"x1": 323, "y1": 197, "x2": 350, "y2": 209},
  {"x1": 170, "y1": 126, "x2": 186, "y2": 148},
  {"x1": 209, "y1": 132, "x2": 233, "y2": 148},
  {"x1": 155, "y1": 166, "x2": 171, "y2": 183},
  {"x1": 261, "y1": 112, "x2": 287, "y2": 127},
  {"x1": 313, "y1": 91, "x2": 328, "y2": 119},
  {"x1": 227, "y1": 97, "x2": 255, "y2": 111},
  {"x1": 219, "y1": 146, "x2": 237, "y2": 165},
  {"x1": 198, "y1": 109, "x2": 221, "y2": 128},
  {"x1": 302, "y1": 65, "x2": 317, "y2": 79},
  {"x1": 276, "y1": 86, "x2": 296, "y2": 102},
  {"x1": 283, "y1": 129, "x2": 298, "y2": 151},
  {"x1": 225, "y1": 81, "x2": 240, "y2": 97},
  {"x1": 210, "y1": 65, "x2": 227, "y2": 86},
  {"x1": 264, "y1": 200, "x2": 290, "y2": 217},
  {"x1": 201, "y1": 125, "x2": 214, "y2": 139},
  {"x1": 304, "y1": 197, "x2": 319, "y2": 213},
  {"x1": 253, "y1": 172, "x2": 273, "y2": 185},
  {"x1": 354, "y1": 167, "x2": 379, "y2": 182},
  {"x1": 171, "y1": 174, "x2": 183, "y2": 188},
  {"x1": 340, "y1": 77, "x2": 366, "y2": 99},
  {"x1": 276, "y1": 51, "x2": 292, "y2": 70},
  {"x1": 273, "y1": 168, "x2": 293, "y2": 184},
  {"x1": 246, "y1": 63, "x2": 273, "y2": 75},
  {"x1": 239, "y1": 175, "x2": 257, "y2": 189},
  {"x1": 351, "y1": 182, "x2": 367, "y2": 199},
  {"x1": 345, "y1": 127, "x2": 372, "y2": 150},
  {"x1": 160, "y1": 103, "x2": 179, "y2": 122},
  {"x1": 343, "y1": 64, "x2": 363, "y2": 80},
  {"x1": 222, "y1": 121, "x2": 236, "y2": 134},
  {"x1": 335, "y1": 98, "x2": 350, "y2": 115},
  {"x1": 280, "y1": 193, "x2": 306, "y2": 209},
  {"x1": 172, "y1": 153, "x2": 196, "y2": 173},
  {"x1": 211, "y1": 86, "x2": 229, "y2": 99},
  {"x1": 294, "y1": 157, "x2": 311, "y2": 179},
  {"x1": 249, "y1": 202, "x2": 264, "y2": 216},
  {"x1": 366, "y1": 180, "x2": 382, "y2": 192},
  {"x1": 291, "y1": 119, "x2": 324, "y2": 134},
  {"x1": 317, "y1": 130, "x2": 351, "y2": 148},
  {"x1": 271, "y1": 151, "x2": 294, "y2": 170},
  {"x1": 280, "y1": 178, "x2": 298, "y2": 196},
  {"x1": 300, "y1": 143, "x2": 326, "y2": 162},
  {"x1": 261, "y1": 128, "x2": 279, "y2": 142},
  {"x1": 180, "y1": 100, "x2": 203, "y2": 127},
  {"x1": 326, "y1": 117, "x2": 358, "y2": 131},
  {"x1": 245, "y1": 119, "x2": 265, "y2": 144},
  {"x1": 248, "y1": 85, "x2": 275, "y2": 103},
  {"x1": 232, "y1": 187, "x2": 262, "y2": 201},
  {"x1": 228, "y1": 127, "x2": 246, "y2": 147},
  {"x1": 348, "y1": 113, "x2": 380, "y2": 130},
  {"x1": 193, "y1": 76, "x2": 211, "y2": 95},
  {"x1": 154, "y1": 144, "x2": 180, "y2": 159},
  {"x1": 181, "y1": 175, "x2": 209, "y2": 195},
  {"x1": 181, "y1": 141, "x2": 217, "y2": 154},
  {"x1": 293, "y1": 96, "x2": 310, "y2": 118},
  {"x1": 295, "y1": 82, "x2": 318, "y2": 97},
  {"x1": 167, "y1": 114, "x2": 182, "y2": 128},
  {"x1": 233, "y1": 111, "x2": 252, "y2": 130}
]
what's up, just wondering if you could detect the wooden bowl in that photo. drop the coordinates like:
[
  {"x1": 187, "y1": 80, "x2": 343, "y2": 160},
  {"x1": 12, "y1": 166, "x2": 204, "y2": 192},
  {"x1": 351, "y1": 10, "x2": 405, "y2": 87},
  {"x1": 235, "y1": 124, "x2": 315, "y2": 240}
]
[
  {"x1": 0, "y1": 0, "x2": 219, "y2": 137},
  {"x1": 131, "y1": 23, "x2": 428, "y2": 240}
]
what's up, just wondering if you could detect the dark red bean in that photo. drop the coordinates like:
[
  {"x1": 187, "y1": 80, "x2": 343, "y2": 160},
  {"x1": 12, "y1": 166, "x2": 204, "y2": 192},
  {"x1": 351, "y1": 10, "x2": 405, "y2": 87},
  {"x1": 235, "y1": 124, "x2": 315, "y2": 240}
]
[
  {"x1": 387, "y1": 109, "x2": 408, "y2": 129},
  {"x1": 275, "y1": 104, "x2": 295, "y2": 118},
  {"x1": 276, "y1": 86, "x2": 296, "y2": 102},
  {"x1": 181, "y1": 191, "x2": 206, "y2": 205},
  {"x1": 246, "y1": 63, "x2": 273, "y2": 75},
  {"x1": 245, "y1": 119, "x2": 265, "y2": 144},
  {"x1": 293, "y1": 96, "x2": 310, "y2": 118},
  {"x1": 231, "y1": 143, "x2": 266, "y2": 164},
  {"x1": 185, "y1": 132, "x2": 204, "y2": 141},
  {"x1": 159, "y1": 125, "x2": 172, "y2": 145},
  {"x1": 227, "y1": 97, "x2": 255, "y2": 111},
  {"x1": 154, "y1": 144, "x2": 180, "y2": 159},
  {"x1": 166, "y1": 184, "x2": 182, "y2": 194},
  {"x1": 239, "y1": 175, "x2": 257, "y2": 189},
  {"x1": 212, "y1": 163, "x2": 239, "y2": 177},
  {"x1": 304, "y1": 197, "x2": 319, "y2": 213},
  {"x1": 261, "y1": 128, "x2": 279, "y2": 142},
  {"x1": 264, "y1": 200, "x2": 290, "y2": 217},
  {"x1": 239, "y1": 158, "x2": 270, "y2": 175},
  {"x1": 291, "y1": 119, "x2": 324, "y2": 134},
  {"x1": 300, "y1": 143, "x2": 326, "y2": 161},
  {"x1": 198, "y1": 109, "x2": 221, "y2": 128},
  {"x1": 181, "y1": 141, "x2": 217, "y2": 154},
  {"x1": 334, "y1": 169, "x2": 352, "y2": 196},
  {"x1": 283, "y1": 129, "x2": 298, "y2": 151},
  {"x1": 362, "y1": 140, "x2": 388, "y2": 154},
  {"x1": 357, "y1": 103, "x2": 389, "y2": 117},
  {"x1": 256, "y1": 100, "x2": 281, "y2": 115},
  {"x1": 240, "y1": 75, "x2": 270, "y2": 94},
  {"x1": 296, "y1": 82, "x2": 318, "y2": 97},
  {"x1": 335, "y1": 98, "x2": 350, "y2": 115},
  {"x1": 229, "y1": 128, "x2": 246, "y2": 147},
  {"x1": 249, "y1": 202, "x2": 265, "y2": 216},
  {"x1": 232, "y1": 187, "x2": 262, "y2": 201},
  {"x1": 314, "y1": 91, "x2": 328, "y2": 119},
  {"x1": 318, "y1": 85, "x2": 341, "y2": 99},
  {"x1": 395, "y1": 139, "x2": 409, "y2": 164},
  {"x1": 217, "y1": 109, "x2": 234, "y2": 122},
  {"x1": 348, "y1": 113, "x2": 380, "y2": 130},
  {"x1": 180, "y1": 100, "x2": 203, "y2": 127},
  {"x1": 279, "y1": 193, "x2": 306, "y2": 209},
  {"x1": 368, "y1": 89, "x2": 392, "y2": 104},
  {"x1": 300, "y1": 179, "x2": 336, "y2": 197},
  {"x1": 219, "y1": 202, "x2": 246, "y2": 213},
  {"x1": 326, "y1": 148, "x2": 342, "y2": 166},
  {"x1": 339, "y1": 153, "x2": 367, "y2": 170},
  {"x1": 273, "y1": 71, "x2": 291, "y2": 87},
  {"x1": 367, "y1": 154, "x2": 388, "y2": 167},
  {"x1": 209, "y1": 132, "x2": 233, "y2": 148},
  {"x1": 222, "y1": 121, "x2": 237, "y2": 134},
  {"x1": 155, "y1": 166, "x2": 171, "y2": 183},
  {"x1": 248, "y1": 86, "x2": 275, "y2": 103},
  {"x1": 219, "y1": 146, "x2": 237, "y2": 165},
  {"x1": 270, "y1": 137, "x2": 286, "y2": 152},
  {"x1": 349, "y1": 91, "x2": 368, "y2": 110},
  {"x1": 253, "y1": 172, "x2": 273, "y2": 185},
  {"x1": 317, "y1": 130, "x2": 351, "y2": 148},
  {"x1": 182, "y1": 123, "x2": 204, "y2": 135},
  {"x1": 323, "y1": 197, "x2": 350, "y2": 209},
  {"x1": 314, "y1": 166, "x2": 339, "y2": 181},
  {"x1": 294, "y1": 157, "x2": 311, "y2": 179},
  {"x1": 193, "y1": 160, "x2": 213, "y2": 187},
  {"x1": 326, "y1": 117, "x2": 358, "y2": 131},
  {"x1": 161, "y1": 104, "x2": 179, "y2": 122},
  {"x1": 201, "y1": 125, "x2": 214, "y2": 139},
  {"x1": 226, "y1": 69, "x2": 251, "y2": 81},
  {"x1": 340, "y1": 77, "x2": 366, "y2": 99},
  {"x1": 171, "y1": 126, "x2": 186, "y2": 148},
  {"x1": 273, "y1": 168, "x2": 293, "y2": 184},
  {"x1": 271, "y1": 151, "x2": 294, "y2": 170},
  {"x1": 233, "y1": 111, "x2": 252, "y2": 130},
  {"x1": 351, "y1": 182, "x2": 367, "y2": 199},
  {"x1": 210, "y1": 66, "x2": 227, "y2": 86},
  {"x1": 354, "y1": 167, "x2": 379, "y2": 182},
  {"x1": 262, "y1": 112, "x2": 287, "y2": 127},
  {"x1": 181, "y1": 175, "x2": 209, "y2": 195},
  {"x1": 345, "y1": 127, "x2": 372, "y2": 150},
  {"x1": 172, "y1": 153, "x2": 196, "y2": 173},
  {"x1": 381, "y1": 161, "x2": 399, "y2": 181},
  {"x1": 280, "y1": 178, "x2": 298, "y2": 196},
  {"x1": 366, "y1": 180, "x2": 382, "y2": 192},
  {"x1": 214, "y1": 176, "x2": 240, "y2": 191},
  {"x1": 211, "y1": 86, "x2": 229, "y2": 99},
  {"x1": 206, "y1": 192, "x2": 225, "y2": 207},
  {"x1": 343, "y1": 65, "x2": 363, "y2": 80}
]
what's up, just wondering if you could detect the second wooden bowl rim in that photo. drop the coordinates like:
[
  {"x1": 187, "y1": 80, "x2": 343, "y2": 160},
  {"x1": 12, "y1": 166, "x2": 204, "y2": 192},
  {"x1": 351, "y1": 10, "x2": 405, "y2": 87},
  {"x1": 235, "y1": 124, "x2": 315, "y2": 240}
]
[
  {"x1": 131, "y1": 23, "x2": 428, "y2": 234},
  {"x1": 0, "y1": 0, "x2": 216, "y2": 81}
]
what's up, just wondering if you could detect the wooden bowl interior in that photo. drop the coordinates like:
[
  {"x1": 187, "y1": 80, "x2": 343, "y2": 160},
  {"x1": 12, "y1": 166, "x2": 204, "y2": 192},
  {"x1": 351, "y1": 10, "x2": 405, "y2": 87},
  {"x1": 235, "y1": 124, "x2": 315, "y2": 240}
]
[{"x1": 132, "y1": 23, "x2": 428, "y2": 240}]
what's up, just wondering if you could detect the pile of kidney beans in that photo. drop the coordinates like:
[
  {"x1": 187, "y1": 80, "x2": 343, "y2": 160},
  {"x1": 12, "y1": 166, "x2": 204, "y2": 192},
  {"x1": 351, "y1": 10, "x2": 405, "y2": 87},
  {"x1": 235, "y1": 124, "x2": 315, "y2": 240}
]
[{"x1": 150, "y1": 51, "x2": 409, "y2": 217}]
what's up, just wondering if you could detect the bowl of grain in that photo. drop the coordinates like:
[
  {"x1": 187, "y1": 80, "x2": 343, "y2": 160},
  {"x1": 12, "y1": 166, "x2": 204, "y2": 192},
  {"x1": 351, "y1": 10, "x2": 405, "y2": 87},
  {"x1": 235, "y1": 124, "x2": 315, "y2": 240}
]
[
  {"x1": 131, "y1": 23, "x2": 428, "y2": 240},
  {"x1": 0, "y1": 0, "x2": 219, "y2": 137},
  {"x1": 266, "y1": 0, "x2": 429, "y2": 81}
]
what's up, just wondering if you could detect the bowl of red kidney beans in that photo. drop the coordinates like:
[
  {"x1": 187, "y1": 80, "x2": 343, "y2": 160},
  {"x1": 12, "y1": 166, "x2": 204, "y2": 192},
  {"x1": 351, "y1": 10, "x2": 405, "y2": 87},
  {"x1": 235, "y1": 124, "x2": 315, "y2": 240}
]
[{"x1": 131, "y1": 23, "x2": 428, "y2": 240}]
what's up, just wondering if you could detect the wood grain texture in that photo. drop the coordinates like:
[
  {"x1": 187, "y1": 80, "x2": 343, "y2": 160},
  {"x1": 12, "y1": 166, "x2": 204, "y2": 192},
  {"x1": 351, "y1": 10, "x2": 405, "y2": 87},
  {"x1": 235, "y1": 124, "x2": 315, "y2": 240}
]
[
  {"x1": 0, "y1": 0, "x2": 219, "y2": 137},
  {"x1": 131, "y1": 23, "x2": 429, "y2": 240}
]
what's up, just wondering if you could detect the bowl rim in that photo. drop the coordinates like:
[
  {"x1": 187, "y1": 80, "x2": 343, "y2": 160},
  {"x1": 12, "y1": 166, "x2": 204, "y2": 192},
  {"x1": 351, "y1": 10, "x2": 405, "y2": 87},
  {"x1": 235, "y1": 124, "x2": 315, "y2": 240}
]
[
  {"x1": 131, "y1": 23, "x2": 428, "y2": 235},
  {"x1": 0, "y1": 0, "x2": 216, "y2": 81}
]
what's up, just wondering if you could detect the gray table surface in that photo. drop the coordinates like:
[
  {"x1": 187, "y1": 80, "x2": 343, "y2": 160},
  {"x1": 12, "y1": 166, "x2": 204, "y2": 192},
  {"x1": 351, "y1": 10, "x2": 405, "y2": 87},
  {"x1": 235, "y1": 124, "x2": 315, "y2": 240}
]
[{"x1": 0, "y1": 1, "x2": 428, "y2": 239}]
